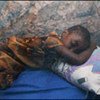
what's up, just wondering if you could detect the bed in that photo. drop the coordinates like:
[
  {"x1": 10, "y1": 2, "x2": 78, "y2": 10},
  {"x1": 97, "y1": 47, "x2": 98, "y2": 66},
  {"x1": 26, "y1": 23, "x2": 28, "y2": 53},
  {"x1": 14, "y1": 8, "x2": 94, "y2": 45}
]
[{"x1": 0, "y1": 67, "x2": 90, "y2": 99}]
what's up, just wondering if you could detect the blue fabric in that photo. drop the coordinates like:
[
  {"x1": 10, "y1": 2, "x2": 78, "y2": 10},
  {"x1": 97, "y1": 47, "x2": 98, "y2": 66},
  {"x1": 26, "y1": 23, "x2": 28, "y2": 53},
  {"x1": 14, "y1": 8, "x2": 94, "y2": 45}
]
[{"x1": 0, "y1": 68, "x2": 86, "y2": 99}]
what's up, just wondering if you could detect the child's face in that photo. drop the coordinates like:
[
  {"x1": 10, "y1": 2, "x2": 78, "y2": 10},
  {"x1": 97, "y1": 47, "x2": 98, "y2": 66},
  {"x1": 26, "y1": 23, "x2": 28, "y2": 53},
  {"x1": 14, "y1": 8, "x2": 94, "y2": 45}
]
[{"x1": 61, "y1": 31, "x2": 85, "y2": 53}]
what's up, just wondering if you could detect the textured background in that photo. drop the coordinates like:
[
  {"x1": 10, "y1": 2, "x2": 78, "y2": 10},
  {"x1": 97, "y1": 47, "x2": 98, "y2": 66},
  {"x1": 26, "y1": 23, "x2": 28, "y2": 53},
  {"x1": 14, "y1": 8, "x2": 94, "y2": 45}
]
[{"x1": 0, "y1": 1, "x2": 100, "y2": 45}]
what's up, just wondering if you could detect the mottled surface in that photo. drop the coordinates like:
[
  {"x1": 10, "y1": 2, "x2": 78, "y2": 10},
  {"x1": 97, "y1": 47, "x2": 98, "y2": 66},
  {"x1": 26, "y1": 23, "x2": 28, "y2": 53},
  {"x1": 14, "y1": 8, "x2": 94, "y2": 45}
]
[{"x1": 0, "y1": 1, "x2": 100, "y2": 45}]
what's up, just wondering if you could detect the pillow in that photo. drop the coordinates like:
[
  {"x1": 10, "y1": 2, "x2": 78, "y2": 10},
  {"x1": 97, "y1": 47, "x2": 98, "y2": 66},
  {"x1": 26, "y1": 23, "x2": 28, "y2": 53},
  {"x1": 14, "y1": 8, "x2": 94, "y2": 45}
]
[{"x1": 51, "y1": 47, "x2": 100, "y2": 95}]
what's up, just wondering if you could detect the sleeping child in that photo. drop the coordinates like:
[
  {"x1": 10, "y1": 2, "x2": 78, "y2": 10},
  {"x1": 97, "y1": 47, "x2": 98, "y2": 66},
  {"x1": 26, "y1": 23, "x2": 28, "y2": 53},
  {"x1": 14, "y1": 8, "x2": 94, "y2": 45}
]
[{"x1": 0, "y1": 25, "x2": 96, "y2": 89}]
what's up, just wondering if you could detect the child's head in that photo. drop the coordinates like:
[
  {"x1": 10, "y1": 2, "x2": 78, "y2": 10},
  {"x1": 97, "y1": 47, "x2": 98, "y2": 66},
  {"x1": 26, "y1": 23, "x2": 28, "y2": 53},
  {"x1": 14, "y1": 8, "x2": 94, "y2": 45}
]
[{"x1": 61, "y1": 25, "x2": 91, "y2": 53}]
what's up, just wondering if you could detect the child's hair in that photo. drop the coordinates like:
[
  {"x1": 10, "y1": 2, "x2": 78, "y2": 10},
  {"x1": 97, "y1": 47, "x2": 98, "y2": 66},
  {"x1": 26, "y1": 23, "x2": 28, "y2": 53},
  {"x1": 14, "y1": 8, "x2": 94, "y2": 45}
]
[{"x1": 68, "y1": 25, "x2": 91, "y2": 49}]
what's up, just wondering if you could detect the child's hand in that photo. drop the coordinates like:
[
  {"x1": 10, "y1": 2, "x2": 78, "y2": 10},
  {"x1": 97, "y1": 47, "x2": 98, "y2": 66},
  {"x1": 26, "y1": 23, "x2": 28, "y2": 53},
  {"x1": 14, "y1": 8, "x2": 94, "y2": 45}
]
[{"x1": 45, "y1": 32, "x2": 64, "y2": 48}]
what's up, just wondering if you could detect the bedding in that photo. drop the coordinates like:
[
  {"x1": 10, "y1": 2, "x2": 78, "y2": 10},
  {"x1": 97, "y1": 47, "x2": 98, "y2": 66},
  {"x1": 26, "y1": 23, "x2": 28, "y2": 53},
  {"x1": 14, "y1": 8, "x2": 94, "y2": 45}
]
[
  {"x1": 0, "y1": 68, "x2": 86, "y2": 99},
  {"x1": 51, "y1": 47, "x2": 100, "y2": 95},
  {"x1": 0, "y1": 33, "x2": 63, "y2": 89},
  {"x1": 0, "y1": 47, "x2": 99, "y2": 99}
]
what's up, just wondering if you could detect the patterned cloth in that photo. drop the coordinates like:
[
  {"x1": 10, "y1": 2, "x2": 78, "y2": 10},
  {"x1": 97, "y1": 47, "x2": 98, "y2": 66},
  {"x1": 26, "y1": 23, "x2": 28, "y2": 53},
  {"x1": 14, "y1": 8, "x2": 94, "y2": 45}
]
[
  {"x1": 51, "y1": 47, "x2": 100, "y2": 95},
  {"x1": 0, "y1": 33, "x2": 63, "y2": 89}
]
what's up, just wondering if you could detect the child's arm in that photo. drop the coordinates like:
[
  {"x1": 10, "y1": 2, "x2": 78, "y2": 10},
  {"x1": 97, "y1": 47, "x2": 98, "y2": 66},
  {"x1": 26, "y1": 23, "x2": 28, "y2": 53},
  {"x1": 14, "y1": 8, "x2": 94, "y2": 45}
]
[
  {"x1": 54, "y1": 42, "x2": 96, "y2": 65},
  {"x1": 44, "y1": 32, "x2": 96, "y2": 65}
]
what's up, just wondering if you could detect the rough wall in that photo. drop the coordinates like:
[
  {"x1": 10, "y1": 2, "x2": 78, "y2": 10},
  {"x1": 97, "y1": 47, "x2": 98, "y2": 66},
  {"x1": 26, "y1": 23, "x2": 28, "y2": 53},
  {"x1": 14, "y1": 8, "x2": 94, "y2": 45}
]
[{"x1": 0, "y1": 1, "x2": 100, "y2": 45}]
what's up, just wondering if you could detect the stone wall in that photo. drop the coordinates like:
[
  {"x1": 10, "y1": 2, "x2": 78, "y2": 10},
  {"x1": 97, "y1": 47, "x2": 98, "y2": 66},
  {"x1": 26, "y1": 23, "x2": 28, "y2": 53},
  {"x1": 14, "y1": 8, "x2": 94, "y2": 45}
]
[{"x1": 0, "y1": 1, "x2": 100, "y2": 45}]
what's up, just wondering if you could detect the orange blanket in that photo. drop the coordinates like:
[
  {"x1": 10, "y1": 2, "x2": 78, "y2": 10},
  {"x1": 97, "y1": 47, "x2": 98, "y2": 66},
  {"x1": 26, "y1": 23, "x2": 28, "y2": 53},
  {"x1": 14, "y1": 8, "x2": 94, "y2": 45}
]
[{"x1": 0, "y1": 32, "x2": 63, "y2": 89}]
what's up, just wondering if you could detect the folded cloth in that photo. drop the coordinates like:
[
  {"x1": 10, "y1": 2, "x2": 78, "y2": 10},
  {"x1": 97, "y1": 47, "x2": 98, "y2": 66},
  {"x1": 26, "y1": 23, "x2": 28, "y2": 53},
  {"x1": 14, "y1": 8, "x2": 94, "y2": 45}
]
[{"x1": 50, "y1": 47, "x2": 100, "y2": 95}]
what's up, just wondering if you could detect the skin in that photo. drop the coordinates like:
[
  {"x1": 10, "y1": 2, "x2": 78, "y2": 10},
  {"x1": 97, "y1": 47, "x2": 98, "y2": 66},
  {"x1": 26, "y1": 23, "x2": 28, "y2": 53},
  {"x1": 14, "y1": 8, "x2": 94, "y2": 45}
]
[
  {"x1": 61, "y1": 30, "x2": 89, "y2": 53},
  {"x1": 53, "y1": 30, "x2": 97, "y2": 65}
]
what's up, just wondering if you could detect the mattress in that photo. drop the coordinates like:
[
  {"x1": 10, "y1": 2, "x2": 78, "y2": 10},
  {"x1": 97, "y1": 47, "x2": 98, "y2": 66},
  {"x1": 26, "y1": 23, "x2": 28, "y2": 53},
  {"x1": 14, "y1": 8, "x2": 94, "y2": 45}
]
[{"x1": 0, "y1": 68, "x2": 86, "y2": 99}]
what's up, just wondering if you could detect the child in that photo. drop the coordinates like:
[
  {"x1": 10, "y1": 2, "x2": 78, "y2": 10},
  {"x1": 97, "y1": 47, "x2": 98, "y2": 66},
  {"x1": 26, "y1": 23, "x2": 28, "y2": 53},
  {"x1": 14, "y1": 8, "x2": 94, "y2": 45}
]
[
  {"x1": 0, "y1": 25, "x2": 96, "y2": 89},
  {"x1": 44, "y1": 25, "x2": 96, "y2": 66}
]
